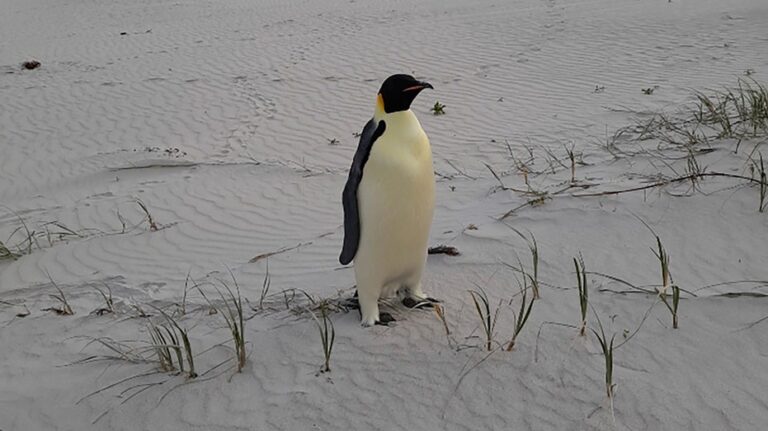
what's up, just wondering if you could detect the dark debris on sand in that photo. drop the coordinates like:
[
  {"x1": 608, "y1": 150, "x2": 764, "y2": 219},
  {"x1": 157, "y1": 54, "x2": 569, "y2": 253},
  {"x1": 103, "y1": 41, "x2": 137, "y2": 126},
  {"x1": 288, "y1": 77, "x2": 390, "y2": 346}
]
[
  {"x1": 428, "y1": 245, "x2": 460, "y2": 256},
  {"x1": 22, "y1": 60, "x2": 41, "y2": 70}
]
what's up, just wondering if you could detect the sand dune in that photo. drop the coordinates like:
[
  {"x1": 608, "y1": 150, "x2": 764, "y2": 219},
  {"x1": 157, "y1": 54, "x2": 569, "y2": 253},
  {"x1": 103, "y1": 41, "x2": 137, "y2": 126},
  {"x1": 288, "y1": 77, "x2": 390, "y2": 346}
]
[{"x1": 2, "y1": 0, "x2": 768, "y2": 429}]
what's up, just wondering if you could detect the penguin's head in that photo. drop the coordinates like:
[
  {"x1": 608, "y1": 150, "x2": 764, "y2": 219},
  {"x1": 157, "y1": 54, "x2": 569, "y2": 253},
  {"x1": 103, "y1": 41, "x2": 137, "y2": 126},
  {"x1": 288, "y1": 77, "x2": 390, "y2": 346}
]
[{"x1": 378, "y1": 74, "x2": 433, "y2": 113}]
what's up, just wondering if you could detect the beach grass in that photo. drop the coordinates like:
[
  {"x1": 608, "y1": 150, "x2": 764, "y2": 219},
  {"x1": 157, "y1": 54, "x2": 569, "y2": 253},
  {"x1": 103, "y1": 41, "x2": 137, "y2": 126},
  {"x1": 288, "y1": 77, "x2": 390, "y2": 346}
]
[
  {"x1": 505, "y1": 274, "x2": 535, "y2": 351},
  {"x1": 590, "y1": 309, "x2": 616, "y2": 401},
  {"x1": 92, "y1": 283, "x2": 114, "y2": 315},
  {"x1": 468, "y1": 288, "x2": 501, "y2": 352},
  {"x1": 311, "y1": 301, "x2": 335, "y2": 373},
  {"x1": 196, "y1": 272, "x2": 247, "y2": 373},
  {"x1": 575, "y1": 255, "x2": 589, "y2": 336},
  {"x1": 45, "y1": 275, "x2": 74, "y2": 315}
]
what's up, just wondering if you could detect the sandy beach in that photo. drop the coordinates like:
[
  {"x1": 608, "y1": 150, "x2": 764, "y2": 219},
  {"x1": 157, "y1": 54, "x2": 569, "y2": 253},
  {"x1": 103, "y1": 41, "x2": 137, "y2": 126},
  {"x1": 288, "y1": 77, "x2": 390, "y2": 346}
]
[{"x1": 2, "y1": 0, "x2": 768, "y2": 429}]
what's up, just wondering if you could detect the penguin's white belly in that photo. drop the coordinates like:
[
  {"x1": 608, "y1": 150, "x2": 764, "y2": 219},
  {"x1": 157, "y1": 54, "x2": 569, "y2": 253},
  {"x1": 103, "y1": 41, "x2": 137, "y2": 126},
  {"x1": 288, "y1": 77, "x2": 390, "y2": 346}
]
[{"x1": 355, "y1": 125, "x2": 435, "y2": 298}]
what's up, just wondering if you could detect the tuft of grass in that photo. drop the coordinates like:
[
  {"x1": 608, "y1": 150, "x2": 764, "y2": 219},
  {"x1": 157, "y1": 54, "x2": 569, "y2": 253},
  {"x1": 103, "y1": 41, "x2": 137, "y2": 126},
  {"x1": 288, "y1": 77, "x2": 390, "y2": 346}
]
[
  {"x1": 92, "y1": 283, "x2": 114, "y2": 315},
  {"x1": 136, "y1": 199, "x2": 159, "y2": 231},
  {"x1": 433, "y1": 304, "x2": 453, "y2": 347},
  {"x1": 696, "y1": 91, "x2": 734, "y2": 138},
  {"x1": 505, "y1": 227, "x2": 541, "y2": 299},
  {"x1": 197, "y1": 271, "x2": 247, "y2": 372},
  {"x1": 652, "y1": 236, "x2": 671, "y2": 297},
  {"x1": 431, "y1": 101, "x2": 446, "y2": 115},
  {"x1": 564, "y1": 143, "x2": 578, "y2": 183},
  {"x1": 611, "y1": 79, "x2": 767, "y2": 157},
  {"x1": 45, "y1": 275, "x2": 74, "y2": 315},
  {"x1": 694, "y1": 79, "x2": 768, "y2": 138},
  {"x1": 259, "y1": 259, "x2": 271, "y2": 310},
  {"x1": 147, "y1": 321, "x2": 180, "y2": 373},
  {"x1": 0, "y1": 239, "x2": 20, "y2": 261},
  {"x1": 150, "y1": 306, "x2": 197, "y2": 378},
  {"x1": 652, "y1": 236, "x2": 680, "y2": 329},
  {"x1": 468, "y1": 288, "x2": 501, "y2": 352},
  {"x1": 505, "y1": 275, "x2": 535, "y2": 352},
  {"x1": 668, "y1": 285, "x2": 680, "y2": 329},
  {"x1": 755, "y1": 152, "x2": 767, "y2": 212},
  {"x1": 590, "y1": 309, "x2": 616, "y2": 401},
  {"x1": 575, "y1": 255, "x2": 588, "y2": 336},
  {"x1": 311, "y1": 302, "x2": 335, "y2": 373},
  {"x1": 282, "y1": 288, "x2": 296, "y2": 310},
  {"x1": 3, "y1": 209, "x2": 37, "y2": 257}
]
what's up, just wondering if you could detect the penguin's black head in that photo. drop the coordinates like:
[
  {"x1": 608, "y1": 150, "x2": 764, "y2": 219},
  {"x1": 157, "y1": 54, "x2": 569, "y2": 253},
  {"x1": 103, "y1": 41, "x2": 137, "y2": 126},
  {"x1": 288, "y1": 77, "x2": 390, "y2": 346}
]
[{"x1": 378, "y1": 74, "x2": 433, "y2": 113}]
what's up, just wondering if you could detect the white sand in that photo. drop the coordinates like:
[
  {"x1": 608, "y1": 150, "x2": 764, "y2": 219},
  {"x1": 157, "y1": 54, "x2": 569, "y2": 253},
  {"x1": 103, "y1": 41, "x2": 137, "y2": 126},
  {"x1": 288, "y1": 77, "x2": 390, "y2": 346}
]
[{"x1": 2, "y1": 0, "x2": 768, "y2": 429}]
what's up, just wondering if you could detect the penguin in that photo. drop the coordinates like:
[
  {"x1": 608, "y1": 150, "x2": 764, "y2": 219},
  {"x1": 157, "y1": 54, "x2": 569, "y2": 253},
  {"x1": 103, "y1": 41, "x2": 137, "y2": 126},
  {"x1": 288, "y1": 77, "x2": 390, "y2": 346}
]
[{"x1": 340, "y1": 74, "x2": 438, "y2": 326}]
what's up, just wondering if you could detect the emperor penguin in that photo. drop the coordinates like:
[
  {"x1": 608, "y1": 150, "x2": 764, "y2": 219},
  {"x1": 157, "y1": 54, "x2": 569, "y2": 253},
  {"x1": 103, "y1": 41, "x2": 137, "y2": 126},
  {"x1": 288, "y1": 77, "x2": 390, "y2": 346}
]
[{"x1": 339, "y1": 74, "x2": 438, "y2": 326}]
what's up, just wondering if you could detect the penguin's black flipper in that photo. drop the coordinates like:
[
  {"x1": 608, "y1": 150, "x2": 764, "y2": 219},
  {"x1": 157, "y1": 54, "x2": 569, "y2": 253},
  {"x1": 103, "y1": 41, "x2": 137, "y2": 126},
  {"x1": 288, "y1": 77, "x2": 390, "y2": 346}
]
[{"x1": 339, "y1": 119, "x2": 387, "y2": 265}]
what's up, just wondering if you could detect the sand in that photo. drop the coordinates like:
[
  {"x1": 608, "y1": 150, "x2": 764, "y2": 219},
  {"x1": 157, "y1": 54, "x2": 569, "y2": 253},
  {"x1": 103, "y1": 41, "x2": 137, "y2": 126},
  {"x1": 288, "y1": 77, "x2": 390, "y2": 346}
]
[{"x1": 2, "y1": 0, "x2": 768, "y2": 429}]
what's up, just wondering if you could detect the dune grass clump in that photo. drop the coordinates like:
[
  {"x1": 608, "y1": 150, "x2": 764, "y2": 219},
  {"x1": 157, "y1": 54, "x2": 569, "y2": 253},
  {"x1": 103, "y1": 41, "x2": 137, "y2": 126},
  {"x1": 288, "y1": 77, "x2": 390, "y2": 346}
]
[
  {"x1": 149, "y1": 306, "x2": 197, "y2": 378},
  {"x1": 663, "y1": 285, "x2": 681, "y2": 329},
  {"x1": 511, "y1": 228, "x2": 541, "y2": 299},
  {"x1": 505, "y1": 276, "x2": 535, "y2": 351},
  {"x1": 564, "y1": 143, "x2": 578, "y2": 183},
  {"x1": 147, "y1": 321, "x2": 180, "y2": 373},
  {"x1": 2, "y1": 210, "x2": 36, "y2": 257},
  {"x1": 651, "y1": 236, "x2": 680, "y2": 329},
  {"x1": 574, "y1": 256, "x2": 589, "y2": 336},
  {"x1": 652, "y1": 236, "x2": 671, "y2": 296},
  {"x1": 468, "y1": 288, "x2": 501, "y2": 352},
  {"x1": 92, "y1": 284, "x2": 114, "y2": 315},
  {"x1": 218, "y1": 281, "x2": 246, "y2": 372},
  {"x1": 311, "y1": 302, "x2": 335, "y2": 373},
  {"x1": 591, "y1": 311, "x2": 616, "y2": 401},
  {"x1": 45, "y1": 276, "x2": 74, "y2": 315},
  {"x1": 695, "y1": 79, "x2": 768, "y2": 138},
  {"x1": 196, "y1": 273, "x2": 246, "y2": 373},
  {"x1": 610, "y1": 79, "x2": 768, "y2": 157},
  {"x1": 258, "y1": 259, "x2": 271, "y2": 310}
]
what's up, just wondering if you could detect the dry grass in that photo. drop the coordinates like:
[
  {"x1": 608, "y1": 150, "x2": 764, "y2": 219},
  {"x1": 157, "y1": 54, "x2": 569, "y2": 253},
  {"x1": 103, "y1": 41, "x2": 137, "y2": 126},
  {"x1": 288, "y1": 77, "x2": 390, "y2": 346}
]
[
  {"x1": 136, "y1": 199, "x2": 159, "y2": 231},
  {"x1": 43, "y1": 275, "x2": 74, "y2": 315},
  {"x1": 92, "y1": 283, "x2": 114, "y2": 315},
  {"x1": 311, "y1": 301, "x2": 336, "y2": 373}
]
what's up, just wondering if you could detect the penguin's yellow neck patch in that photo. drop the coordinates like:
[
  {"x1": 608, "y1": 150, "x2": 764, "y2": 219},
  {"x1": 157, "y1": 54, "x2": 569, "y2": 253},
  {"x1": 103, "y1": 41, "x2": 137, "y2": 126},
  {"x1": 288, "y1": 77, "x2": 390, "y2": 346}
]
[{"x1": 374, "y1": 93, "x2": 386, "y2": 120}]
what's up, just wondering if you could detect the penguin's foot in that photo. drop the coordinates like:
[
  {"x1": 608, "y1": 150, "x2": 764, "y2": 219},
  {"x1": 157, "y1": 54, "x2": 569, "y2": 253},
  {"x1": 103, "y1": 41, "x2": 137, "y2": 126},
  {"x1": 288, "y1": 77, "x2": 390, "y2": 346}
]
[
  {"x1": 402, "y1": 296, "x2": 441, "y2": 309},
  {"x1": 376, "y1": 312, "x2": 396, "y2": 326},
  {"x1": 360, "y1": 312, "x2": 395, "y2": 327},
  {"x1": 343, "y1": 295, "x2": 360, "y2": 310}
]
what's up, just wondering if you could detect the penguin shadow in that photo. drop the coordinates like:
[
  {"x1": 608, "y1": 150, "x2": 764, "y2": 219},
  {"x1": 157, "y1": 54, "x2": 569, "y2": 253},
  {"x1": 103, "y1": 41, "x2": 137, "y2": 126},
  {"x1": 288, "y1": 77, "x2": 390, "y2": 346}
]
[{"x1": 342, "y1": 289, "x2": 440, "y2": 326}]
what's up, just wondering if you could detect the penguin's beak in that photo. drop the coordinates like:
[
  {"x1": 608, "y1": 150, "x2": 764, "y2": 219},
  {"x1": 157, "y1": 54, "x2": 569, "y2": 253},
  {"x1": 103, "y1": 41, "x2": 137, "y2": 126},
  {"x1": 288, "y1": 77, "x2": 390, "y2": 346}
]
[{"x1": 403, "y1": 81, "x2": 434, "y2": 92}]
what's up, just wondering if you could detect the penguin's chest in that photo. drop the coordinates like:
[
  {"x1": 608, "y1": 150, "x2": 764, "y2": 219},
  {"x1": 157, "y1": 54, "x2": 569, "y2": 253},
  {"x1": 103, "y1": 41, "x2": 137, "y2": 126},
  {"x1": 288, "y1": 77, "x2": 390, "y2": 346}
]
[{"x1": 357, "y1": 123, "x2": 435, "y2": 261}]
